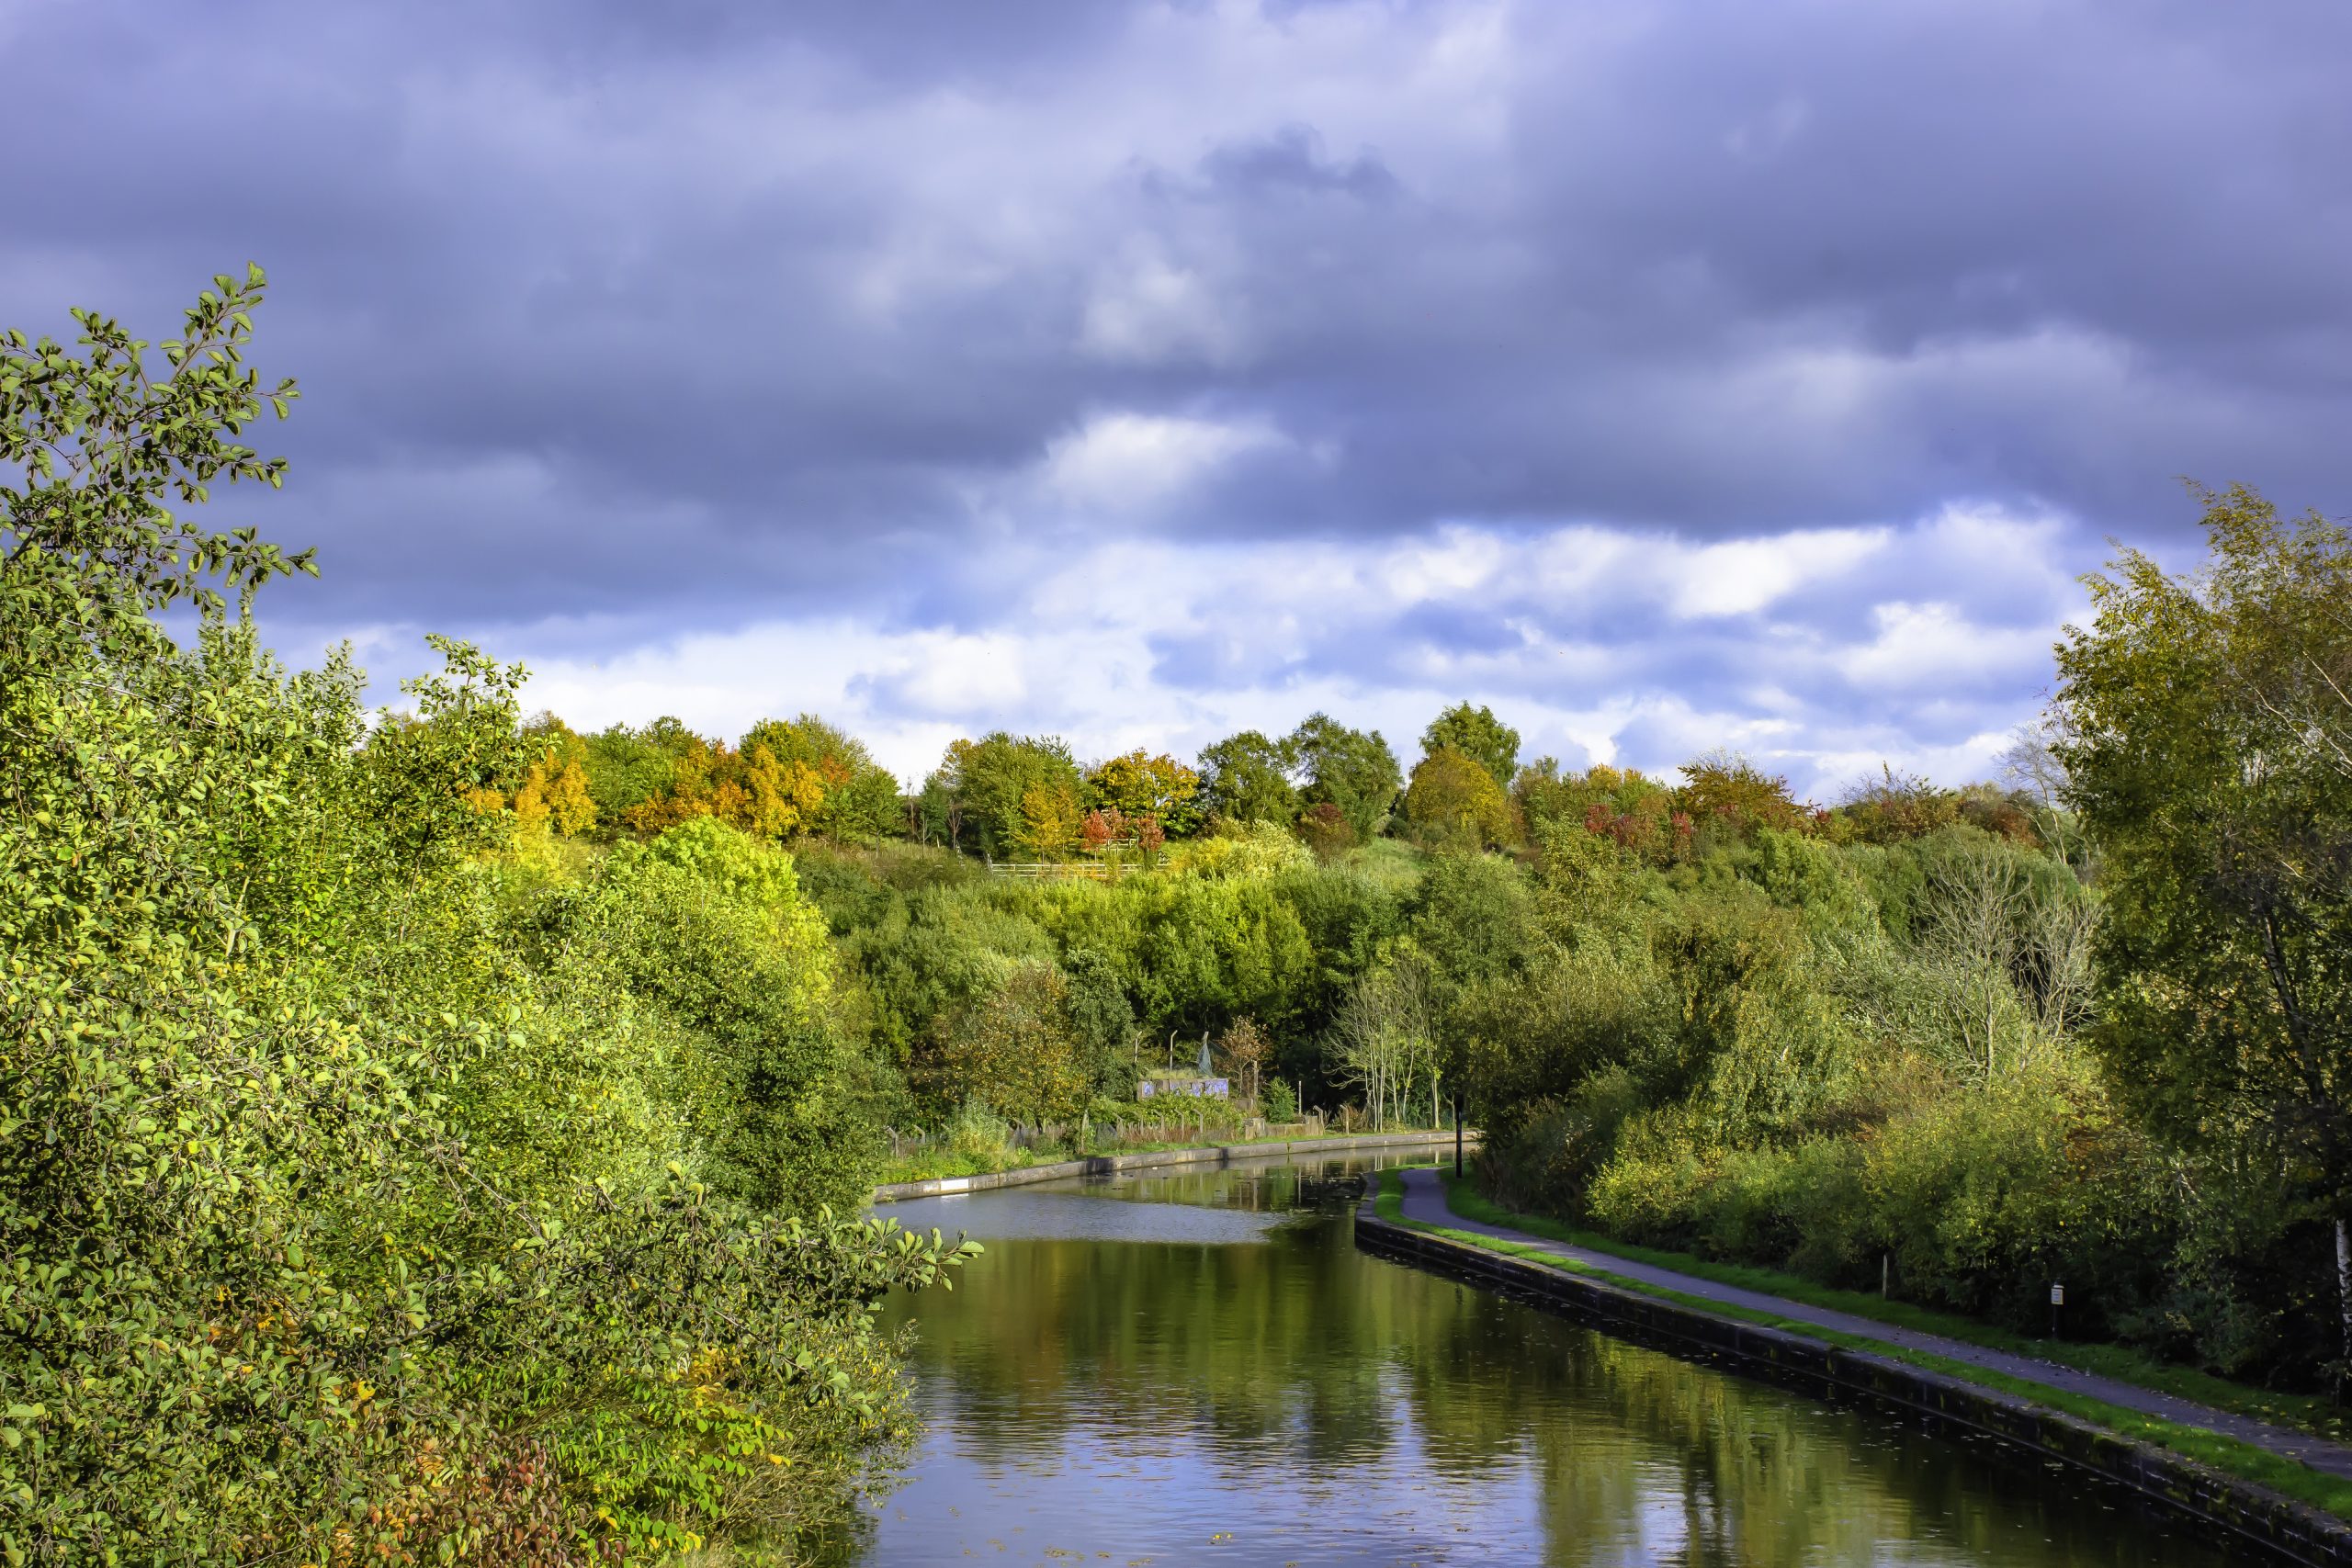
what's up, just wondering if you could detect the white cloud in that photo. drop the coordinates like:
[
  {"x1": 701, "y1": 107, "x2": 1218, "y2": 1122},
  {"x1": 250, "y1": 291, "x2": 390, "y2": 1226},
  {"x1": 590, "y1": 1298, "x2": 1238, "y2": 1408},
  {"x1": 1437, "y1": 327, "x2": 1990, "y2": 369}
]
[
  {"x1": 1033, "y1": 410, "x2": 1288, "y2": 515},
  {"x1": 1080, "y1": 246, "x2": 1245, "y2": 366},
  {"x1": 1668, "y1": 529, "x2": 1886, "y2": 618},
  {"x1": 347, "y1": 503, "x2": 2092, "y2": 797}
]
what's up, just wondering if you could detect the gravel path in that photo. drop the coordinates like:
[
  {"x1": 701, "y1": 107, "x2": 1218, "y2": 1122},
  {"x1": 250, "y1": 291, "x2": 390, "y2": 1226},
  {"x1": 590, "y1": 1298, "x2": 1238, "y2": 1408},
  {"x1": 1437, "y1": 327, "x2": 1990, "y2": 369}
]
[{"x1": 1391, "y1": 1166, "x2": 2352, "y2": 1480}]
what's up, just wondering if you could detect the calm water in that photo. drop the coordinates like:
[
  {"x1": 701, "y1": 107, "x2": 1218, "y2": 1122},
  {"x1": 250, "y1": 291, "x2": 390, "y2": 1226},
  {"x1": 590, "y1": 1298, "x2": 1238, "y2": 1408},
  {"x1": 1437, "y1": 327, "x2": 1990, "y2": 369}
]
[{"x1": 840, "y1": 1158, "x2": 2233, "y2": 1567}]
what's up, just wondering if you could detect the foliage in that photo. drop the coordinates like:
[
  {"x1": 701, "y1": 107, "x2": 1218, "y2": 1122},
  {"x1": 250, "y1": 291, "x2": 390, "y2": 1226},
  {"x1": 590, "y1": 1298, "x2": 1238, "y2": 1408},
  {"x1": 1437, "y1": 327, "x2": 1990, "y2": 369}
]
[
  {"x1": 1292, "y1": 713, "x2": 1403, "y2": 843},
  {"x1": 1295, "y1": 800, "x2": 1355, "y2": 860},
  {"x1": 1673, "y1": 750, "x2": 1810, "y2": 840},
  {"x1": 1421, "y1": 701, "x2": 1521, "y2": 789},
  {"x1": 922, "y1": 732, "x2": 1087, "y2": 860},
  {"x1": 1196, "y1": 728, "x2": 1300, "y2": 826},
  {"x1": 1086, "y1": 750, "x2": 1203, "y2": 837},
  {"x1": 2056, "y1": 481, "x2": 2352, "y2": 1371},
  {"x1": 740, "y1": 715, "x2": 905, "y2": 839},
  {"x1": 1216, "y1": 1017, "x2": 1272, "y2": 1104},
  {"x1": 1515, "y1": 760, "x2": 1689, "y2": 864},
  {"x1": 934, "y1": 964, "x2": 1090, "y2": 1123},
  {"x1": 0, "y1": 276, "x2": 973, "y2": 1562},
  {"x1": 1402, "y1": 745, "x2": 1519, "y2": 850}
]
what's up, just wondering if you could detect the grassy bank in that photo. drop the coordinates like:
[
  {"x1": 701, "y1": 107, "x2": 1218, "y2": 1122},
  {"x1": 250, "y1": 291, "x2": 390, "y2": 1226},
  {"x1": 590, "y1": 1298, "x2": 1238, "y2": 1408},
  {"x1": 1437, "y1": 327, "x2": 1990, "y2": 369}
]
[
  {"x1": 1433, "y1": 1170, "x2": 2345, "y2": 1444},
  {"x1": 1372, "y1": 1170, "x2": 2352, "y2": 1522}
]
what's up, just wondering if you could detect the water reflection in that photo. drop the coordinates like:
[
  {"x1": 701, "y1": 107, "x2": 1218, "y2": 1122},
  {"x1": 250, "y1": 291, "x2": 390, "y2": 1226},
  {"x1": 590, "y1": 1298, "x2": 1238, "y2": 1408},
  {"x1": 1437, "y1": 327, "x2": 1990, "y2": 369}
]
[{"x1": 850, "y1": 1161, "x2": 2232, "y2": 1567}]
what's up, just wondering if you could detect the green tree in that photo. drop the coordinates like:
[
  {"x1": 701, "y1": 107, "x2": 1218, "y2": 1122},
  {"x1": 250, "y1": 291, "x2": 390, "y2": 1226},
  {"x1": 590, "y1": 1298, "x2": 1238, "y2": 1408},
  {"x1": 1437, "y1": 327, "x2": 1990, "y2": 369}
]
[
  {"x1": 0, "y1": 272, "x2": 974, "y2": 1560},
  {"x1": 2054, "y1": 482, "x2": 2352, "y2": 1370},
  {"x1": 1422, "y1": 701, "x2": 1521, "y2": 789},
  {"x1": 1088, "y1": 748, "x2": 1204, "y2": 836},
  {"x1": 1291, "y1": 713, "x2": 1401, "y2": 842},
  {"x1": 1197, "y1": 728, "x2": 1300, "y2": 824},
  {"x1": 938, "y1": 961, "x2": 1091, "y2": 1122},
  {"x1": 925, "y1": 731, "x2": 1087, "y2": 859}
]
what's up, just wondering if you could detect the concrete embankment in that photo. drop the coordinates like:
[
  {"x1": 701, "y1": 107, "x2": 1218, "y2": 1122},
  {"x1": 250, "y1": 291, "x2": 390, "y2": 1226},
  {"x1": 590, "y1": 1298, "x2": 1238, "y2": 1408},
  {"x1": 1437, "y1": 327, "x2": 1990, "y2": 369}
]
[
  {"x1": 872, "y1": 1129, "x2": 1478, "y2": 1203},
  {"x1": 1356, "y1": 1208, "x2": 2352, "y2": 1568}
]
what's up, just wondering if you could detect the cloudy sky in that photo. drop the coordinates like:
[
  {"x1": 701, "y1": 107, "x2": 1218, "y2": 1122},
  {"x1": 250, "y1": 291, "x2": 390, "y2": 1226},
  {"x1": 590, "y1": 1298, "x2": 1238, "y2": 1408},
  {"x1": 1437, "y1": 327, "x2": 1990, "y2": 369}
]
[{"x1": 6, "y1": 0, "x2": 2346, "y2": 795}]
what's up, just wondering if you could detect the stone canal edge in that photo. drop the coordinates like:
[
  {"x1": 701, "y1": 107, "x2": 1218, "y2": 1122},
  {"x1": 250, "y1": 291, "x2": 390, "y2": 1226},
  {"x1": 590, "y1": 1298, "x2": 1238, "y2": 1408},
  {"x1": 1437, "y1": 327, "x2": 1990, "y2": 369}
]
[
  {"x1": 871, "y1": 1127, "x2": 1481, "y2": 1202},
  {"x1": 1355, "y1": 1191, "x2": 2352, "y2": 1568}
]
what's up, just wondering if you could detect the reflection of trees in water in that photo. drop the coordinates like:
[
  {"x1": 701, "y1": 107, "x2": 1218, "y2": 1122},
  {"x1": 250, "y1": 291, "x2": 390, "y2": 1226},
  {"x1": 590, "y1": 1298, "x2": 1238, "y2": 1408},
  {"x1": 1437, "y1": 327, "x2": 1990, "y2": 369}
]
[
  {"x1": 1390, "y1": 1297, "x2": 2216, "y2": 1567},
  {"x1": 889, "y1": 1202, "x2": 2222, "y2": 1568},
  {"x1": 896, "y1": 1219, "x2": 1404, "y2": 1466}
]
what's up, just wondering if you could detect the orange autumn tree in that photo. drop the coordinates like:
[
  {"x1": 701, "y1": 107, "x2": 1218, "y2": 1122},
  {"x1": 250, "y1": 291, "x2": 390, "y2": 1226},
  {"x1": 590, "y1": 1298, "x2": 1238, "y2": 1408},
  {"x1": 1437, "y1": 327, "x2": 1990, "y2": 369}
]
[{"x1": 596, "y1": 713, "x2": 901, "y2": 841}]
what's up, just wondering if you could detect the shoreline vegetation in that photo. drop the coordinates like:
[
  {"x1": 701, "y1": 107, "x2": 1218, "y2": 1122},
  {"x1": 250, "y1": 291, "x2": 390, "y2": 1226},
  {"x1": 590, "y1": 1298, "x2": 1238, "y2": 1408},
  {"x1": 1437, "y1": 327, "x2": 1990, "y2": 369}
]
[{"x1": 9, "y1": 277, "x2": 2351, "y2": 1561}]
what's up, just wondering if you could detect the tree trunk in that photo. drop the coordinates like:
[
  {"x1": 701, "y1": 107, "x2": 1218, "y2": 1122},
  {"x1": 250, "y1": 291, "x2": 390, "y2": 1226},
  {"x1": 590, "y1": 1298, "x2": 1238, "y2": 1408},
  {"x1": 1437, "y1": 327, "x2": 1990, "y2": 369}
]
[{"x1": 2337, "y1": 1215, "x2": 2352, "y2": 1388}]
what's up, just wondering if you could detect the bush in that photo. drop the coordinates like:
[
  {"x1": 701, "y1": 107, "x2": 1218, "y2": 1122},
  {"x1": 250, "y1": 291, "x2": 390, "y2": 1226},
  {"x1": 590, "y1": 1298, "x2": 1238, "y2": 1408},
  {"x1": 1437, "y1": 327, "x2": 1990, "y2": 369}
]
[{"x1": 0, "y1": 277, "x2": 974, "y2": 1561}]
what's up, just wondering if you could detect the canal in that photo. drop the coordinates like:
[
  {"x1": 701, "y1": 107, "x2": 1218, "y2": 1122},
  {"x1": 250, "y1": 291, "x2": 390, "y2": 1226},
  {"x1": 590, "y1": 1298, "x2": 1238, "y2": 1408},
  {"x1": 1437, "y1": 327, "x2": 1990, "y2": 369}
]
[{"x1": 839, "y1": 1156, "x2": 2231, "y2": 1566}]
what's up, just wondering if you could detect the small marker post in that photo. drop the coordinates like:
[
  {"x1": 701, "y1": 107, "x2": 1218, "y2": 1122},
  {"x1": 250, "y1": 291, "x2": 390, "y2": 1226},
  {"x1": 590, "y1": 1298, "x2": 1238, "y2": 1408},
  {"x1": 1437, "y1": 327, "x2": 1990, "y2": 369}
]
[{"x1": 2050, "y1": 1280, "x2": 2065, "y2": 1338}]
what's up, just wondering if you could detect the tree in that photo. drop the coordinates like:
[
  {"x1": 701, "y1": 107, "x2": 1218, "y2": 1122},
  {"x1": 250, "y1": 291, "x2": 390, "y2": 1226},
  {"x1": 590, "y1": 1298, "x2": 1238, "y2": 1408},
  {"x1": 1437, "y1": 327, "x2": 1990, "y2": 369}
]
[
  {"x1": 1676, "y1": 750, "x2": 1808, "y2": 837},
  {"x1": 0, "y1": 272, "x2": 975, "y2": 1558},
  {"x1": 2054, "y1": 483, "x2": 2352, "y2": 1374},
  {"x1": 1197, "y1": 728, "x2": 1299, "y2": 824},
  {"x1": 1422, "y1": 701, "x2": 1521, "y2": 790},
  {"x1": 1292, "y1": 713, "x2": 1401, "y2": 842},
  {"x1": 1295, "y1": 800, "x2": 1355, "y2": 860},
  {"x1": 1088, "y1": 749, "x2": 1204, "y2": 836},
  {"x1": 1018, "y1": 778, "x2": 1085, "y2": 859},
  {"x1": 1402, "y1": 746, "x2": 1519, "y2": 850},
  {"x1": 1332, "y1": 947, "x2": 1438, "y2": 1130},
  {"x1": 1216, "y1": 1016, "x2": 1273, "y2": 1105},
  {"x1": 925, "y1": 732, "x2": 1086, "y2": 858},
  {"x1": 514, "y1": 714, "x2": 597, "y2": 837},
  {"x1": 741, "y1": 714, "x2": 904, "y2": 839},
  {"x1": 937, "y1": 962, "x2": 1090, "y2": 1122}
]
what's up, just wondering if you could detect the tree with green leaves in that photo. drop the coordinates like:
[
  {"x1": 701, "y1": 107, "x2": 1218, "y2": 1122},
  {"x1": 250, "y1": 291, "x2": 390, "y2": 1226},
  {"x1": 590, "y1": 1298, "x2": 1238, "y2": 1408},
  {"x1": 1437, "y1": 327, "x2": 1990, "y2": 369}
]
[
  {"x1": 1197, "y1": 728, "x2": 1300, "y2": 825},
  {"x1": 924, "y1": 731, "x2": 1087, "y2": 859},
  {"x1": 1422, "y1": 701, "x2": 1521, "y2": 789},
  {"x1": 0, "y1": 271, "x2": 974, "y2": 1561},
  {"x1": 2054, "y1": 482, "x2": 2352, "y2": 1373},
  {"x1": 1292, "y1": 713, "x2": 1402, "y2": 843}
]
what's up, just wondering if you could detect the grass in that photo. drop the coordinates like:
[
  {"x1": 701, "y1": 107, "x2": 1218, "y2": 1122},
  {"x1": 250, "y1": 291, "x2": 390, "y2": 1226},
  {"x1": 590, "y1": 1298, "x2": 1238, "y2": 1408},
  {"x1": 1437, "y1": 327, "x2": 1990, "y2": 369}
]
[
  {"x1": 1368, "y1": 1168, "x2": 2352, "y2": 1522},
  {"x1": 1433, "y1": 1170, "x2": 2346, "y2": 1445}
]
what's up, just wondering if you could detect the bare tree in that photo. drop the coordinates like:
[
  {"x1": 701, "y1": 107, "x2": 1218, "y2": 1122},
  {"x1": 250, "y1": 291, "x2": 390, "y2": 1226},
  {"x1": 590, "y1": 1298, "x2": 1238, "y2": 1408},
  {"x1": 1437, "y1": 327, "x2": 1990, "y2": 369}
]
[
  {"x1": 1216, "y1": 1017, "x2": 1272, "y2": 1107},
  {"x1": 1333, "y1": 954, "x2": 1437, "y2": 1128},
  {"x1": 1999, "y1": 713, "x2": 2090, "y2": 869},
  {"x1": 2020, "y1": 881, "x2": 2098, "y2": 1039},
  {"x1": 1919, "y1": 850, "x2": 2034, "y2": 1082}
]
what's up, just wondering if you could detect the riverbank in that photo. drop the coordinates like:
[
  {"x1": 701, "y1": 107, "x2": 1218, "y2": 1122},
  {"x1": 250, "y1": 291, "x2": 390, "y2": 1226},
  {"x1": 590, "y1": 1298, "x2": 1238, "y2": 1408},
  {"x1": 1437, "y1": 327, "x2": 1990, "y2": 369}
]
[
  {"x1": 1362, "y1": 1167, "x2": 2352, "y2": 1566},
  {"x1": 872, "y1": 1128, "x2": 1478, "y2": 1201}
]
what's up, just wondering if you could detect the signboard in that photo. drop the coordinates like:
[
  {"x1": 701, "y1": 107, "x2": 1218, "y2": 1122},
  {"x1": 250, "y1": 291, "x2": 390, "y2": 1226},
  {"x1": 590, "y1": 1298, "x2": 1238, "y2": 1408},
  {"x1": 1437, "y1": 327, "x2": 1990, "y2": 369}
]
[{"x1": 2050, "y1": 1283, "x2": 2065, "y2": 1306}]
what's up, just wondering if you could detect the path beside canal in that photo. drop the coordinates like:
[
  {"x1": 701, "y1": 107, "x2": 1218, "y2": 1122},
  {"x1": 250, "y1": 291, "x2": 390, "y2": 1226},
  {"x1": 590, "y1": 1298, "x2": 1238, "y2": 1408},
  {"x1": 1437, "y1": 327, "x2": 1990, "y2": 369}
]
[{"x1": 1390, "y1": 1166, "x2": 2352, "y2": 1482}]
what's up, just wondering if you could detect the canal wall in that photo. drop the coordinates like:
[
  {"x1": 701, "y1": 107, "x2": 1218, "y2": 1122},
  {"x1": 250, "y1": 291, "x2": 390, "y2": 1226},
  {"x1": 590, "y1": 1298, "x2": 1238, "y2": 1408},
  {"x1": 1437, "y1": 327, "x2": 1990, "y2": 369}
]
[
  {"x1": 873, "y1": 1130, "x2": 1478, "y2": 1202},
  {"x1": 1356, "y1": 1213, "x2": 2352, "y2": 1568}
]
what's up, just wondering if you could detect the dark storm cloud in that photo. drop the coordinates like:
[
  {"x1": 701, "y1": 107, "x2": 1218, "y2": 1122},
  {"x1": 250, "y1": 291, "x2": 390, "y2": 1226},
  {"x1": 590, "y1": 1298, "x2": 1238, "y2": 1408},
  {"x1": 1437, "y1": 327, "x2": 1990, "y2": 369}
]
[{"x1": 2, "y1": 0, "x2": 2345, "y2": 650}]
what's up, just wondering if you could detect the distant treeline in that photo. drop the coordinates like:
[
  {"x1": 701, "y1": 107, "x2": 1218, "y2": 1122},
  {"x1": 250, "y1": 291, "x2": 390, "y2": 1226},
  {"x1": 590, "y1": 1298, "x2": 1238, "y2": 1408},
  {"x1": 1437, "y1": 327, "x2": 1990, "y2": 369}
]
[{"x1": 508, "y1": 694, "x2": 2064, "y2": 866}]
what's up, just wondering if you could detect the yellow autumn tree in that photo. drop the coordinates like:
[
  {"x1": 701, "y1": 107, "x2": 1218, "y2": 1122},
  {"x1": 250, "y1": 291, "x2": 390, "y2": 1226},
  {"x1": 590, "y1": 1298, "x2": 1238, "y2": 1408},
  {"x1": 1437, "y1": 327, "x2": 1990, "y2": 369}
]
[
  {"x1": 514, "y1": 756, "x2": 596, "y2": 837},
  {"x1": 1402, "y1": 745, "x2": 1519, "y2": 850},
  {"x1": 741, "y1": 742, "x2": 829, "y2": 838},
  {"x1": 1017, "y1": 780, "x2": 1084, "y2": 859}
]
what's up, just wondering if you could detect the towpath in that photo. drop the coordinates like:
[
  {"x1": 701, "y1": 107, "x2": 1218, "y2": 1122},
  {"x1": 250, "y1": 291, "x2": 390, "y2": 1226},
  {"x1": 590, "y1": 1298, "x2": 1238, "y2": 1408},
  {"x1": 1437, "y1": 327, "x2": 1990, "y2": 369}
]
[{"x1": 1391, "y1": 1166, "x2": 2352, "y2": 1480}]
